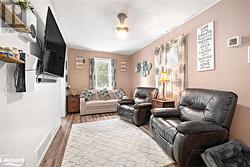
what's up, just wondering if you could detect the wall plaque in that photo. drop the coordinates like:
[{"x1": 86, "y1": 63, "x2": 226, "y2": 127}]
[{"x1": 197, "y1": 21, "x2": 214, "y2": 71}]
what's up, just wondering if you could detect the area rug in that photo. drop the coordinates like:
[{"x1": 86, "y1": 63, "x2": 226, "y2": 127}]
[{"x1": 62, "y1": 118, "x2": 174, "y2": 167}]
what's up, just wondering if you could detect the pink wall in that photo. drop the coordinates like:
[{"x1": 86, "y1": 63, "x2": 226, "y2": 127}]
[
  {"x1": 68, "y1": 48, "x2": 131, "y2": 95},
  {"x1": 129, "y1": 0, "x2": 250, "y2": 146}
]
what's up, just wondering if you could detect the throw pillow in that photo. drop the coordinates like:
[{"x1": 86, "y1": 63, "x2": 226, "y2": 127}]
[
  {"x1": 115, "y1": 88, "x2": 126, "y2": 99},
  {"x1": 122, "y1": 96, "x2": 129, "y2": 99},
  {"x1": 80, "y1": 89, "x2": 93, "y2": 101},
  {"x1": 97, "y1": 88, "x2": 110, "y2": 100}
]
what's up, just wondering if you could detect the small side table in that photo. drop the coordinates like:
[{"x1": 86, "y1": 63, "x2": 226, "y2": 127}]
[
  {"x1": 67, "y1": 95, "x2": 80, "y2": 113},
  {"x1": 152, "y1": 99, "x2": 175, "y2": 108}
]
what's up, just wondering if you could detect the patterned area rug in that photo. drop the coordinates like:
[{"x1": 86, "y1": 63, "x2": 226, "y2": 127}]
[{"x1": 62, "y1": 118, "x2": 174, "y2": 167}]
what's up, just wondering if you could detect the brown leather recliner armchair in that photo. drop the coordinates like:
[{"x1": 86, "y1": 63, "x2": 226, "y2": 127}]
[
  {"x1": 117, "y1": 87, "x2": 158, "y2": 126},
  {"x1": 150, "y1": 88, "x2": 238, "y2": 167}
]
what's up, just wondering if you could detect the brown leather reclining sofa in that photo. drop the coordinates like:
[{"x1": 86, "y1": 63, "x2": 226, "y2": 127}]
[
  {"x1": 150, "y1": 88, "x2": 238, "y2": 167},
  {"x1": 117, "y1": 87, "x2": 158, "y2": 126}
]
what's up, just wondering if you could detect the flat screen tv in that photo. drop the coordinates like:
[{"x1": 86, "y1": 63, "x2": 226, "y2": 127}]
[{"x1": 43, "y1": 7, "x2": 66, "y2": 77}]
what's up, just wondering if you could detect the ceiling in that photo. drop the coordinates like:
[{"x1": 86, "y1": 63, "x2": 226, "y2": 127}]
[{"x1": 33, "y1": 0, "x2": 219, "y2": 55}]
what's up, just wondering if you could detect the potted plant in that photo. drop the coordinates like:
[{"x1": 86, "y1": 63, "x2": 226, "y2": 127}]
[
  {"x1": 12, "y1": 0, "x2": 34, "y2": 23},
  {"x1": 14, "y1": 0, "x2": 33, "y2": 12}
]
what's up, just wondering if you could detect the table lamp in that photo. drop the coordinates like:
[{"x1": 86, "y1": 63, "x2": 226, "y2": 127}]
[{"x1": 159, "y1": 72, "x2": 169, "y2": 100}]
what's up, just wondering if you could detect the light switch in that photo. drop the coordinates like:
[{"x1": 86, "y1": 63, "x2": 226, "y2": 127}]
[{"x1": 248, "y1": 46, "x2": 250, "y2": 63}]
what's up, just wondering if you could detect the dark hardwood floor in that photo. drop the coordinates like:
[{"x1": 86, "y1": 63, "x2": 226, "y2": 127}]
[{"x1": 40, "y1": 112, "x2": 178, "y2": 167}]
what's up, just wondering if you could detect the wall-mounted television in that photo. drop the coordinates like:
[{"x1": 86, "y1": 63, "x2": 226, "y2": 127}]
[{"x1": 43, "y1": 7, "x2": 66, "y2": 77}]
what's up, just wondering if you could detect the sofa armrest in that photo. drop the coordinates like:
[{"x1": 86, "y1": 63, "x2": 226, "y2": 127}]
[
  {"x1": 80, "y1": 98, "x2": 86, "y2": 103},
  {"x1": 176, "y1": 121, "x2": 225, "y2": 134},
  {"x1": 118, "y1": 99, "x2": 135, "y2": 105},
  {"x1": 80, "y1": 98, "x2": 86, "y2": 115},
  {"x1": 134, "y1": 102, "x2": 152, "y2": 109},
  {"x1": 133, "y1": 102, "x2": 152, "y2": 126},
  {"x1": 151, "y1": 108, "x2": 180, "y2": 117}
]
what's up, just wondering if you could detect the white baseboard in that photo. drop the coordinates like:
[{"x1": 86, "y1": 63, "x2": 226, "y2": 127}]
[{"x1": 34, "y1": 122, "x2": 61, "y2": 167}]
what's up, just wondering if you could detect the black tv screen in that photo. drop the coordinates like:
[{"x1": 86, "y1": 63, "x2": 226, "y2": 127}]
[{"x1": 43, "y1": 7, "x2": 66, "y2": 77}]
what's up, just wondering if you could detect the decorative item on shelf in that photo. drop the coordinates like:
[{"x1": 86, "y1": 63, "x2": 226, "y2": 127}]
[
  {"x1": 75, "y1": 55, "x2": 85, "y2": 69},
  {"x1": 12, "y1": 47, "x2": 20, "y2": 59},
  {"x1": 0, "y1": 0, "x2": 36, "y2": 41},
  {"x1": 14, "y1": 0, "x2": 33, "y2": 11},
  {"x1": 135, "y1": 61, "x2": 152, "y2": 77},
  {"x1": 15, "y1": 0, "x2": 37, "y2": 42},
  {"x1": 120, "y1": 59, "x2": 127, "y2": 72},
  {"x1": 0, "y1": 46, "x2": 13, "y2": 56},
  {"x1": 159, "y1": 72, "x2": 169, "y2": 100},
  {"x1": 0, "y1": 46, "x2": 25, "y2": 64},
  {"x1": 227, "y1": 36, "x2": 242, "y2": 47}
]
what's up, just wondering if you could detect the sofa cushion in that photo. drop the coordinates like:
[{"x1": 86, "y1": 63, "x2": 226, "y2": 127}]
[
  {"x1": 151, "y1": 117, "x2": 183, "y2": 144},
  {"x1": 80, "y1": 89, "x2": 93, "y2": 101},
  {"x1": 97, "y1": 88, "x2": 110, "y2": 100},
  {"x1": 86, "y1": 99, "x2": 118, "y2": 108},
  {"x1": 115, "y1": 88, "x2": 126, "y2": 99}
]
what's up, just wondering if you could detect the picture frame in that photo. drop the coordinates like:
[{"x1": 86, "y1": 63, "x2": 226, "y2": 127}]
[
  {"x1": 120, "y1": 60, "x2": 127, "y2": 72},
  {"x1": 75, "y1": 55, "x2": 85, "y2": 69}
]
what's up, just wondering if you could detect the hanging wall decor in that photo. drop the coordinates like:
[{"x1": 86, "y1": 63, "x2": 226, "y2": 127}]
[
  {"x1": 135, "y1": 61, "x2": 152, "y2": 77},
  {"x1": 120, "y1": 59, "x2": 127, "y2": 72},
  {"x1": 197, "y1": 21, "x2": 214, "y2": 71},
  {"x1": 135, "y1": 63, "x2": 141, "y2": 73},
  {"x1": 75, "y1": 55, "x2": 85, "y2": 69},
  {"x1": 154, "y1": 34, "x2": 187, "y2": 102}
]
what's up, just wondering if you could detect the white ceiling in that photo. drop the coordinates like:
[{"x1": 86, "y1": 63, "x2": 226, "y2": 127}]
[{"x1": 33, "y1": 0, "x2": 219, "y2": 55}]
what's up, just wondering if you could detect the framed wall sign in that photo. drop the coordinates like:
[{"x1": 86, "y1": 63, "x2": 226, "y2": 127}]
[
  {"x1": 197, "y1": 21, "x2": 214, "y2": 72},
  {"x1": 75, "y1": 55, "x2": 85, "y2": 69},
  {"x1": 120, "y1": 60, "x2": 127, "y2": 72}
]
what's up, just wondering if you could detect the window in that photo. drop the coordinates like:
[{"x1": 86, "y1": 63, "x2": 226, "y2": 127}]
[{"x1": 94, "y1": 58, "x2": 113, "y2": 90}]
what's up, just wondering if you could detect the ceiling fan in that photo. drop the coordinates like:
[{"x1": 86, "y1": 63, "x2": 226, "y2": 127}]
[{"x1": 116, "y1": 13, "x2": 129, "y2": 39}]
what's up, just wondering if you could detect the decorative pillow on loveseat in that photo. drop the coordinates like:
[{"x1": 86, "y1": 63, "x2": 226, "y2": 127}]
[
  {"x1": 97, "y1": 88, "x2": 110, "y2": 100},
  {"x1": 115, "y1": 88, "x2": 126, "y2": 99},
  {"x1": 80, "y1": 89, "x2": 93, "y2": 101}
]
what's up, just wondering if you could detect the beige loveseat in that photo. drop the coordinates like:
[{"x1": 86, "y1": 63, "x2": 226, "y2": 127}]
[{"x1": 80, "y1": 90, "x2": 119, "y2": 115}]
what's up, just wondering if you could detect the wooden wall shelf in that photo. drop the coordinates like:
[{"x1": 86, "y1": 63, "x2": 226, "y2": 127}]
[
  {"x1": 0, "y1": 53, "x2": 25, "y2": 64},
  {"x1": 0, "y1": 1, "x2": 30, "y2": 33}
]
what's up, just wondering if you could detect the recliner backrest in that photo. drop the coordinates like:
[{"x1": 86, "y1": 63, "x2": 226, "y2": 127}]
[
  {"x1": 133, "y1": 87, "x2": 158, "y2": 103},
  {"x1": 178, "y1": 88, "x2": 238, "y2": 129}
]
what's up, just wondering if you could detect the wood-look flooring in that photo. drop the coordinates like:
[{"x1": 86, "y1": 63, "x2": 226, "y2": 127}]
[{"x1": 40, "y1": 112, "x2": 178, "y2": 167}]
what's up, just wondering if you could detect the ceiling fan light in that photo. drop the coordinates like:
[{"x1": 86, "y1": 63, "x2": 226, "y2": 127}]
[
  {"x1": 116, "y1": 27, "x2": 129, "y2": 32},
  {"x1": 116, "y1": 13, "x2": 128, "y2": 39},
  {"x1": 116, "y1": 27, "x2": 128, "y2": 39}
]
